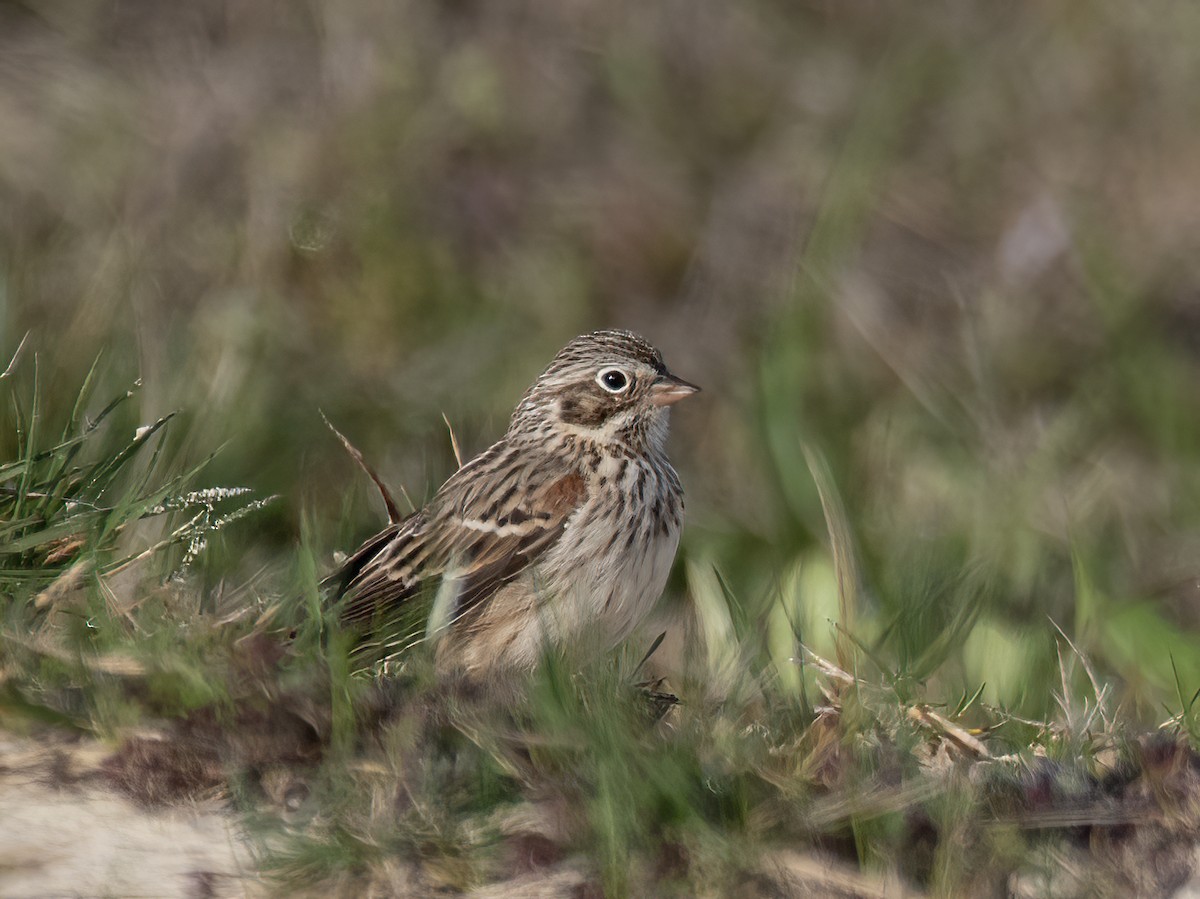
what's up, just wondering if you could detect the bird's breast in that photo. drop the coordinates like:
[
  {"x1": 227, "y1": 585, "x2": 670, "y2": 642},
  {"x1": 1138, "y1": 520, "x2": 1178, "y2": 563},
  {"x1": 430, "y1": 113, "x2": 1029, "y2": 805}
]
[{"x1": 540, "y1": 454, "x2": 684, "y2": 646}]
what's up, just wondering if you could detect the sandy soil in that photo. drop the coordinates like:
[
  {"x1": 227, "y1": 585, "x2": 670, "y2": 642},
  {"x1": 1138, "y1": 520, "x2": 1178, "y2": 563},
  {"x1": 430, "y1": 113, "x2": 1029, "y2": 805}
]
[
  {"x1": 10, "y1": 724, "x2": 1200, "y2": 898},
  {"x1": 0, "y1": 729, "x2": 253, "y2": 899}
]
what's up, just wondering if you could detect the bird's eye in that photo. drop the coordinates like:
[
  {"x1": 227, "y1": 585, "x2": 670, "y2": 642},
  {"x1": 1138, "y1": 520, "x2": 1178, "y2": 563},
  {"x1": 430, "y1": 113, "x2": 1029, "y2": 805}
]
[{"x1": 596, "y1": 367, "x2": 630, "y2": 393}]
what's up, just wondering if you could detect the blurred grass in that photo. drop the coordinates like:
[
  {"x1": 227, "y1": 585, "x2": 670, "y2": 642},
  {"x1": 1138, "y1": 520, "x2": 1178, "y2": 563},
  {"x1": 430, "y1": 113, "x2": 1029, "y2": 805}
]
[{"x1": 5, "y1": 0, "x2": 1200, "y2": 894}]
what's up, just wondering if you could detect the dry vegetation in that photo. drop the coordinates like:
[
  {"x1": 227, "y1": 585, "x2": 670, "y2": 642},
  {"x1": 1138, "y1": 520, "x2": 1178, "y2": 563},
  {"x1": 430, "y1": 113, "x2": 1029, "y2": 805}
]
[{"x1": 5, "y1": 1, "x2": 1200, "y2": 896}]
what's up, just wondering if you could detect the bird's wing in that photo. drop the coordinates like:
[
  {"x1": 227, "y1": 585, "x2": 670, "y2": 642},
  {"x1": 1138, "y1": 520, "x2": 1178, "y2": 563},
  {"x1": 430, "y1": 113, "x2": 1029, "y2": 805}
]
[{"x1": 332, "y1": 458, "x2": 587, "y2": 637}]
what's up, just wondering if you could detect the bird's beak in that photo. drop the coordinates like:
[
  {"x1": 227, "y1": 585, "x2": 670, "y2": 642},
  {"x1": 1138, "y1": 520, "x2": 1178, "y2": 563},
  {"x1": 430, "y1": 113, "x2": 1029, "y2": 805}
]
[{"x1": 649, "y1": 373, "x2": 700, "y2": 407}]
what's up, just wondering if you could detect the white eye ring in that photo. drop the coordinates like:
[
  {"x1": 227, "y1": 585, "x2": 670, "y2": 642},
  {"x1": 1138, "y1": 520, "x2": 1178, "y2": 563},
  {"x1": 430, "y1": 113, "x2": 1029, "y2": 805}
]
[{"x1": 596, "y1": 366, "x2": 631, "y2": 393}]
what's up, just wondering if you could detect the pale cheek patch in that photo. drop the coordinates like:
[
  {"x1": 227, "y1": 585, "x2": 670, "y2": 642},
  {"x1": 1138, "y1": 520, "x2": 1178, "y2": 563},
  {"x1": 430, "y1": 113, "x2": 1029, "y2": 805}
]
[{"x1": 555, "y1": 406, "x2": 638, "y2": 445}]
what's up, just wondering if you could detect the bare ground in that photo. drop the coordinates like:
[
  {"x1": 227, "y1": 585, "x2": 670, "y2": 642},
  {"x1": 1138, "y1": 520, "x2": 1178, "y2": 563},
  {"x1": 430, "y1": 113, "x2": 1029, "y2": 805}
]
[{"x1": 0, "y1": 728, "x2": 254, "y2": 899}]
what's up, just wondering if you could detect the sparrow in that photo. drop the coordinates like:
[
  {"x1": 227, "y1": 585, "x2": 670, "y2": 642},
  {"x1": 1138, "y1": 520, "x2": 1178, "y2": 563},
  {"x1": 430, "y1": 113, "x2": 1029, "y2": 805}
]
[{"x1": 327, "y1": 329, "x2": 698, "y2": 678}]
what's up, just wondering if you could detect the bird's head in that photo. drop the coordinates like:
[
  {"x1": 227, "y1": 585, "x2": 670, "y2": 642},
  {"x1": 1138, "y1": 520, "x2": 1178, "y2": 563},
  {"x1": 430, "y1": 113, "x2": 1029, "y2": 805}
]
[{"x1": 510, "y1": 329, "x2": 699, "y2": 452}]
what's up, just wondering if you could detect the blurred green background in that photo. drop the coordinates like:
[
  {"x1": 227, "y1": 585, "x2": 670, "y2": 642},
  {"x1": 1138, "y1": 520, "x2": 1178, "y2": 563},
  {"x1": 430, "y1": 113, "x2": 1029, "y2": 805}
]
[{"x1": 5, "y1": 0, "x2": 1200, "y2": 722}]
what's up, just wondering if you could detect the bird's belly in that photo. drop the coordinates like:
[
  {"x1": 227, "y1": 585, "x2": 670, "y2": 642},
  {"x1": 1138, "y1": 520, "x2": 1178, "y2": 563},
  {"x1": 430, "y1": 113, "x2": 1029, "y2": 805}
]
[
  {"x1": 554, "y1": 520, "x2": 679, "y2": 644},
  {"x1": 447, "y1": 500, "x2": 681, "y2": 674}
]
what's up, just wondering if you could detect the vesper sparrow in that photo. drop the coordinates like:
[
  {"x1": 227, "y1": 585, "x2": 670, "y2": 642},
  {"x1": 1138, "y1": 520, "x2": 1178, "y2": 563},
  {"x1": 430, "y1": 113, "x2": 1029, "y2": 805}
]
[{"x1": 328, "y1": 330, "x2": 698, "y2": 677}]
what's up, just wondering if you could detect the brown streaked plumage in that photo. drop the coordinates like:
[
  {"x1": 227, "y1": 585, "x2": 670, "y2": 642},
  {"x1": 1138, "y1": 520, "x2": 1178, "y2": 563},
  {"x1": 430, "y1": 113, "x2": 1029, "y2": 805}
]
[{"x1": 327, "y1": 329, "x2": 698, "y2": 676}]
